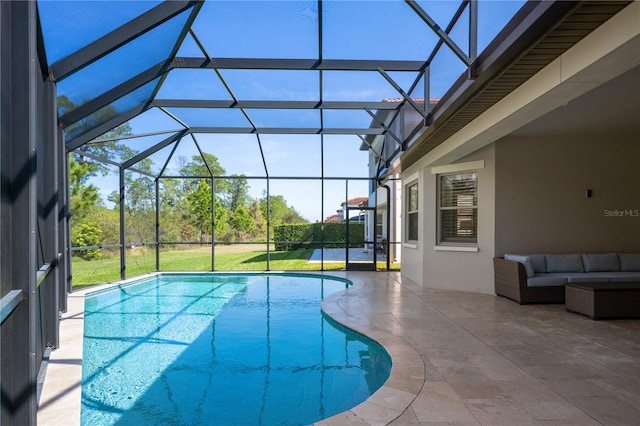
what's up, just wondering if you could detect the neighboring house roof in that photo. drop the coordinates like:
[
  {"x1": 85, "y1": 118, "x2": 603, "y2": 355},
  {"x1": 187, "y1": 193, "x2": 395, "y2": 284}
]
[
  {"x1": 341, "y1": 197, "x2": 368, "y2": 207},
  {"x1": 323, "y1": 214, "x2": 341, "y2": 223}
]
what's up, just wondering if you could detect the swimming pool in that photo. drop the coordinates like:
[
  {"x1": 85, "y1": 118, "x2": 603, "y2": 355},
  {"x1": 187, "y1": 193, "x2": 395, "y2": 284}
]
[{"x1": 81, "y1": 273, "x2": 391, "y2": 425}]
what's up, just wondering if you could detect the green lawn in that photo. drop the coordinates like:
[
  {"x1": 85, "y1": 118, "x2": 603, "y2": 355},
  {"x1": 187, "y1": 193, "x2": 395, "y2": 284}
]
[{"x1": 71, "y1": 246, "x2": 399, "y2": 290}]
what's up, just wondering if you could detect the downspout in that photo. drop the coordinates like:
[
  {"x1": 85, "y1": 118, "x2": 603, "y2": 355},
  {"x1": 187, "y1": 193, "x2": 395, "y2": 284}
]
[{"x1": 381, "y1": 182, "x2": 391, "y2": 271}]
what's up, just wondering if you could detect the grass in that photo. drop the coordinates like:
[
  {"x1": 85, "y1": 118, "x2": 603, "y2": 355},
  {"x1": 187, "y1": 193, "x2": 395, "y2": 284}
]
[{"x1": 71, "y1": 245, "x2": 400, "y2": 290}]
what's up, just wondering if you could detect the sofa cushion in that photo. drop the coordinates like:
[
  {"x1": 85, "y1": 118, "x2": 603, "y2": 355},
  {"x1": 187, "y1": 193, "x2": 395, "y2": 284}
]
[
  {"x1": 545, "y1": 254, "x2": 584, "y2": 273},
  {"x1": 607, "y1": 272, "x2": 640, "y2": 282},
  {"x1": 565, "y1": 273, "x2": 611, "y2": 283},
  {"x1": 529, "y1": 254, "x2": 546, "y2": 274},
  {"x1": 504, "y1": 254, "x2": 535, "y2": 278},
  {"x1": 526, "y1": 273, "x2": 567, "y2": 287},
  {"x1": 582, "y1": 253, "x2": 620, "y2": 272},
  {"x1": 618, "y1": 253, "x2": 640, "y2": 272}
]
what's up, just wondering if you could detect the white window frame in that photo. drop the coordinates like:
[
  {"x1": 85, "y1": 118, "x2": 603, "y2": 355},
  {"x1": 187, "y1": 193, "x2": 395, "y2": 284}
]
[
  {"x1": 432, "y1": 161, "x2": 483, "y2": 249},
  {"x1": 405, "y1": 175, "x2": 419, "y2": 244}
]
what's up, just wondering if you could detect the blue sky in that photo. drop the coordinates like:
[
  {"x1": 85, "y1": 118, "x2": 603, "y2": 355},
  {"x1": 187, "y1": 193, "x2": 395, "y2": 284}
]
[{"x1": 39, "y1": 0, "x2": 525, "y2": 222}]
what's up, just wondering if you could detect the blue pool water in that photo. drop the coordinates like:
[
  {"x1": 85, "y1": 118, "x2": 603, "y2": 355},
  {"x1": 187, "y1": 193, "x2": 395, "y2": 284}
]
[{"x1": 81, "y1": 273, "x2": 391, "y2": 425}]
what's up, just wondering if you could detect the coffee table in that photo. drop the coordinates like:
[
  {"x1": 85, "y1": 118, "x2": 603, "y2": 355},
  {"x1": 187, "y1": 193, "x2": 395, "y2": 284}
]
[{"x1": 565, "y1": 282, "x2": 640, "y2": 320}]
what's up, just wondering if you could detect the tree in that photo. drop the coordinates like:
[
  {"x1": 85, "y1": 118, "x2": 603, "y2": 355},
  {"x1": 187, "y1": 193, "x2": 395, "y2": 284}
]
[
  {"x1": 180, "y1": 153, "x2": 233, "y2": 205},
  {"x1": 79, "y1": 122, "x2": 135, "y2": 172},
  {"x1": 186, "y1": 179, "x2": 213, "y2": 242},
  {"x1": 62, "y1": 91, "x2": 138, "y2": 248},
  {"x1": 248, "y1": 200, "x2": 266, "y2": 240},
  {"x1": 123, "y1": 170, "x2": 156, "y2": 244},
  {"x1": 179, "y1": 152, "x2": 225, "y2": 176},
  {"x1": 88, "y1": 206, "x2": 120, "y2": 245},
  {"x1": 227, "y1": 175, "x2": 250, "y2": 211},
  {"x1": 229, "y1": 206, "x2": 255, "y2": 242},
  {"x1": 213, "y1": 196, "x2": 230, "y2": 241},
  {"x1": 68, "y1": 155, "x2": 101, "y2": 221},
  {"x1": 259, "y1": 193, "x2": 307, "y2": 227}
]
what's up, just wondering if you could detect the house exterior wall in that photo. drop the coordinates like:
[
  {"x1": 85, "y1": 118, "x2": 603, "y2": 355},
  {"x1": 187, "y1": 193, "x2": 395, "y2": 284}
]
[
  {"x1": 401, "y1": 144, "x2": 496, "y2": 294},
  {"x1": 399, "y1": 168, "x2": 422, "y2": 284},
  {"x1": 495, "y1": 135, "x2": 640, "y2": 255},
  {"x1": 400, "y1": 115, "x2": 640, "y2": 294},
  {"x1": 397, "y1": 2, "x2": 639, "y2": 294}
]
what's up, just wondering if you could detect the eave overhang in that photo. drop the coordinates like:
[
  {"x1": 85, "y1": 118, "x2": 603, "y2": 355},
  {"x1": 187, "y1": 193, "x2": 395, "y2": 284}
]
[{"x1": 397, "y1": 0, "x2": 633, "y2": 172}]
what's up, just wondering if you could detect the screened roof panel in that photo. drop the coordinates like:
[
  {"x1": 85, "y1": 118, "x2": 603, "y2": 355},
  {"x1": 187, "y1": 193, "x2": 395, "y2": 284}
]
[
  {"x1": 55, "y1": 8, "x2": 191, "y2": 108},
  {"x1": 245, "y1": 109, "x2": 321, "y2": 129},
  {"x1": 176, "y1": 31, "x2": 207, "y2": 57},
  {"x1": 402, "y1": 104, "x2": 427, "y2": 140},
  {"x1": 322, "y1": 109, "x2": 378, "y2": 129},
  {"x1": 323, "y1": 135, "x2": 369, "y2": 178},
  {"x1": 160, "y1": 135, "x2": 208, "y2": 177},
  {"x1": 322, "y1": 0, "x2": 438, "y2": 61},
  {"x1": 63, "y1": 78, "x2": 162, "y2": 141},
  {"x1": 132, "y1": 141, "x2": 177, "y2": 177},
  {"x1": 448, "y1": 7, "x2": 470, "y2": 55},
  {"x1": 408, "y1": 74, "x2": 427, "y2": 105},
  {"x1": 156, "y1": 69, "x2": 232, "y2": 101},
  {"x1": 124, "y1": 108, "x2": 186, "y2": 135},
  {"x1": 477, "y1": 1, "x2": 526, "y2": 52},
  {"x1": 217, "y1": 70, "x2": 319, "y2": 101},
  {"x1": 429, "y1": 44, "x2": 468, "y2": 99},
  {"x1": 88, "y1": 132, "x2": 181, "y2": 165},
  {"x1": 196, "y1": 134, "x2": 267, "y2": 177},
  {"x1": 37, "y1": 0, "x2": 162, "y2": 63},
  {"x1": 260, "y1": 135, "x2": 321, "y2": 177},
  {"x1": 36, "y1": 0, "x2": 530, "y2": 180},
  {"x1": 192, "y1": 1, "x2": 318, "y2": 59},
  {"x1": 322, "y1": 71, "x2": 419, "y2": 102},
  {"x1": 165, "y1": 107, "x2": 251, "y2": 128},
  {"x1": 415, "y1": 0, "x2": 462, "y2": 28}
]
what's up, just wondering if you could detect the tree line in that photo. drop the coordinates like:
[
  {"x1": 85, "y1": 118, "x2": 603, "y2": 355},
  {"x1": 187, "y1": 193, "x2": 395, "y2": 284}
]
[{"x1": 70, "y1": 124, "x2": 307, "y2": 259}]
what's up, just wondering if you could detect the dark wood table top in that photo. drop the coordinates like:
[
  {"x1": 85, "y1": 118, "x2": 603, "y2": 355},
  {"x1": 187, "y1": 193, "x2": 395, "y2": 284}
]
[{"x1": 566, "y1": 282, "x2": 640, "y2": 291}]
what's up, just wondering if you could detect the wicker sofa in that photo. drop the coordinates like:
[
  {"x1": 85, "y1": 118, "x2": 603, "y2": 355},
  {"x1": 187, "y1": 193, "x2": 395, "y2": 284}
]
[{"x1": 494, "y1": 253, "x2": 640, "y2": 304}]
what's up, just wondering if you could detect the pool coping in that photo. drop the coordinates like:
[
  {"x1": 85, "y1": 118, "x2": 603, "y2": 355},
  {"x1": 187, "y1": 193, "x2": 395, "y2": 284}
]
[
  {"x1": 317, "y1": 274, "x2": 424, "y2": 425},
  {"x1": 38, "y1": 272, "x2": 423, "y2": 425}
]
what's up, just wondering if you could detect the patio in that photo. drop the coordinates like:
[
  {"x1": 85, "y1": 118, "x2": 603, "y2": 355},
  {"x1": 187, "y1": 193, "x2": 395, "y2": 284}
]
[
  {"x1": 39, "y1": 271, "x2": 640, "y2": 425},
  {"x1": 308, "y1": 248, "x2": 386, "y2": 263}
]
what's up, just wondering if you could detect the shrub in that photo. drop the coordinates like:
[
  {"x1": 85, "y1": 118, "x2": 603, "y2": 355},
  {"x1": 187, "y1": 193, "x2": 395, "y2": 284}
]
[
  {"x1": 273, "y1": 224, "x2": 314, "y2": 251},
  {"x1": 71, "y1": 222, "x2": 103, "y2": 260},
  {"x1": 274, "y1": 222, "x2": 364, "y2": 251}
]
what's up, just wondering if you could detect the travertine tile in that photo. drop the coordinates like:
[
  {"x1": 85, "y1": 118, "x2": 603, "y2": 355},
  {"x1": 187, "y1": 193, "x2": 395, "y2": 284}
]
[
  {"x1": 463, "y1": 398, "x2": 538, "y2": 425},
  {"x1": 411, "y1": 381, "x2": 477, "y2": 424},
  {"x1": 568, "y1": 396, "x2": 640, "y2": 426},
  {"x1": 40, "y1": 272, "x2": 640, "y2": 426}
]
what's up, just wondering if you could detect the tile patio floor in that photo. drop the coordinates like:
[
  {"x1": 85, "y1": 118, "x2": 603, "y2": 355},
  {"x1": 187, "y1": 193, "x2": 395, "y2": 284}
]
[
  {"x1": 308, "y1": 248, "x2": 386, "y2": 262},
  {"x1": 38, "y1": 271, "x2": 640, "y2": 425}
]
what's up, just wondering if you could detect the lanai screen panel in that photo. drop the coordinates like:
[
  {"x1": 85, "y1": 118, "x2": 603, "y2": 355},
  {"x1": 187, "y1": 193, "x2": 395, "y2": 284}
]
[
  {"x1": 35, "y1": 0, "x2": 526, "y2": 277},
  {"x1": 38, "y1": 0, "x2": 527, "y2": 172}
]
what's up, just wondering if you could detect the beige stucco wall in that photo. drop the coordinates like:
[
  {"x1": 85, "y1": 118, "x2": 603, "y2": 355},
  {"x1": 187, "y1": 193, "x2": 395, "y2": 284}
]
[
  {"x1": 398, "y1": 2, "x2": 640, "y2": 294},
  {"x1": 495, "y1": 136, "x2": 640, "y2": 256},
  {"x1": 399, "y1": 169, "x2": 423, "y2": 285},
  {"x1": 401, "y1": 144, "x2": 496, "y2": 294}
]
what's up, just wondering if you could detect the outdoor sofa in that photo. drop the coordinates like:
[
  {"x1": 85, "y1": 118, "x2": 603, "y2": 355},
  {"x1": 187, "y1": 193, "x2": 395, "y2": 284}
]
[{"x1": 494, "y1": 253, "x2": 640, "y2": 305}]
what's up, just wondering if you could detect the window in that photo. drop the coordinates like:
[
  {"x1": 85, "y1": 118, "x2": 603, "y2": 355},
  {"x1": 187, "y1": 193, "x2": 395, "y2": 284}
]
[
  {"x1": 439, "y1": 172, "x2": 477, "y2": 243},
  {"x1": 406, "y1": 182, "x2": 418, "y2": 241}
]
